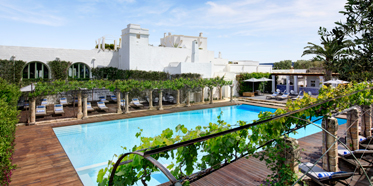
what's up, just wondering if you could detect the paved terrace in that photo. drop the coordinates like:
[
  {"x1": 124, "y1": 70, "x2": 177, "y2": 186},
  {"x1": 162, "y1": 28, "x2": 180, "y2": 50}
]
[{"x1": 11, "y1": 101, "x2": 371, "y2": 186}]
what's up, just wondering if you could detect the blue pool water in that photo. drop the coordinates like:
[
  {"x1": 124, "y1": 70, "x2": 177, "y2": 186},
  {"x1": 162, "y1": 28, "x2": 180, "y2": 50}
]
[{"x1": 53, "y1": 105, "x2": 346, "y2": 185}]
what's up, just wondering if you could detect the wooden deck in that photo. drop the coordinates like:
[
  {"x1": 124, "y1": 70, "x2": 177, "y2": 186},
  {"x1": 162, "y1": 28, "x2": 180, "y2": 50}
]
[{"x1": 10, "y1": 102, "x2": 371, "y2": 186}]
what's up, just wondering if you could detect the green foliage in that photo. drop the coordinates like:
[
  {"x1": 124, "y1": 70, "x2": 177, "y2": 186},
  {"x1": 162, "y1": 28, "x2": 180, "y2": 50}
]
[
  {"x1": 95, "y1": 44, "x2": 117, "y2": 50},
  {"x1": 302, "y1": 27, "x2": 354, "y2": 80},
  {"x1": 333, "y1": 0, "x2": 373, "y2": 82},
  {"x1": 236, "y1": 72, "x2": 271, "y2": 95},
  {"x1": 91, "y1": 67, "x2": 201, "y2": 81},
  {"x1": 0, "y1": 78, "x2": 21, "y2": 185},
  {"x1": 97, "y1": 113, "x2": 254, "y2": 186},
  {"x1": 97, "y1": 81, "x2": 373, "y2": 186},
  {"x1": 293, "y1": 60, "x2": 324, "y2": 69},
  {"x1": 47, "y1": 60, "x2": 72, "y2": 80},
  {"x1": 273, "y1": 60, "x2": 292, "y2": 70},
  {"x1": 0, "y1": 78, "x2": 22, "y2": 107},
  {"x1": 0, "y1": 59, "x2": 26, "y2": 85}
]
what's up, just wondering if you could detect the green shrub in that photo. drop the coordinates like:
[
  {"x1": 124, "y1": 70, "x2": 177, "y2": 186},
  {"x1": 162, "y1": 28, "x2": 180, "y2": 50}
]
[
  {"x1": 0, "y1": 78, "x2": 21, "y2": 185},
  {"x1": 236, "y1": 72, "x2": 272, "y2": 95},
  {"x1": 91, "y1": 67, "x2": 201, "y2": 81},
  {"x1": 0, "y1": 59, "x2": 26, "y2": 85},
  {"x1": 48, "y1": 60, "x2": 71, "y2": 80}
]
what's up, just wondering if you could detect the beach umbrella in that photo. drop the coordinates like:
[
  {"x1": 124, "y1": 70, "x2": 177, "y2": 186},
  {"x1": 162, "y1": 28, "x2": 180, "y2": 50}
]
[{"x1": 243, "y1": 78, "x2": 272, "y2": 92}]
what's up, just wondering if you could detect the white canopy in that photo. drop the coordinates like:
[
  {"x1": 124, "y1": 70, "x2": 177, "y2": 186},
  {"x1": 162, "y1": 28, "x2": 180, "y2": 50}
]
[
  {"x1": 323, "y1": 79, "x2": 349, "y2": 87},
  {"x1": 324, "y1": 79, "x2": 349, "y2": 85},
  {"x1": 20, "y1": 83, "x2": 36, "y2": 92}
]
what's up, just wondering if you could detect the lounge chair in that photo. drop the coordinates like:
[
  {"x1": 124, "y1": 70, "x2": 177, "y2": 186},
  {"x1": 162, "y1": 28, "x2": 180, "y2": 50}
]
[
  {"x1": 338, "y1": 145, "x2": 373, "y2": 174},
  {"x1": 24, "y1": 100, "x2": 29, "y2": 109},
  {"x1": 86, "y1": 102, "x2": 94, "y2": 112},
  {"x1": 276, "y1": 93, "x2": 290, "y2": 100},
  {"x1": 36, "y1": 105, "x2": 47, "y2": 116},
  {"x1": 358, "y1": 135, "x2": 373, "y2": 150},
  {"x1": 110, "y1": 95, "x2": 117, "y2": 102},
  {"x1": 154, "y1": 97, "x2": 159, "y2": 105},
  {"x1": 97, "y1": 102, "x2": 108, "y2": 111},
  {"x1": 131, "y1": 98, "x2": 144, "y2": 108},
  {"x1": 266, "y1": 92, "x2": 279, "y2": 100},
  {"x1": 120, "y1": 99, "x2": 125, "y2": 106},
  {"x1": 41, "y1": 98, "x2": 48, "y2": 106},
  {"x1": 299, "y1": 162, "x2": 354, "y2": 185},
  {"x1": 292, "y1": 91, "x2": 304, "y2": 100},
  {"x1": 60, "y1": 97, "x2": 68, "y2": 105},
  {"x1": 99, "y1": 96, "x2": 109, "y2": 103},
  {"x1": 54, "y1": 104, "x2": 64, "y2": 115}
]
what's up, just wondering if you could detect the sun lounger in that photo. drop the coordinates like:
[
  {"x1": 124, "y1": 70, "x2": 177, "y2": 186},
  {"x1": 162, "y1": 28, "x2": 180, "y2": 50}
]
[
  {"x1": 41, "y1": 98, "x2": 48, "y2": 106},
  {"x1": 266, "y1": 92, "x2": 279, "y2": 100},
  {"x1": 60, "y1": 97, "x2": 68, "y2": 105},
  {"x1": 86, "y1": 102, "x2": 94, "y2": 112},
  {"x1": 97, "y1": 102, "x2": 108, "y2": 111},
  {"x1": 120, "y1": 99, "x2": 125, "y2": 106},
  {"x1": 131, "y1": 98, "x2": 144, "y2": 108},
  {"x1": 36, "y1": 105, "x2": 47, "y2": 116},
  {"x1": 299, "y1": 162, "x2": 354, "y2": 185},
  {"x1": 24, "y1": 100, "x2": 29, "y2": 109},
  {"x1": 110, "y1": 95, "x2": 117, "y2": 102},
  {"x1": 338, "y1": 145, "x2": 373, "y2": 174},
  {"x1": 292, "y1": 91, "x2": 304, "y2": 100},
  {"x1": 154, "y1": 97, "x2": 159, "y2": 105},
  {"x1": 276, "y1": 93, "x2": 290, "y2": 100},
  {"x1": 99, "y1": 96, "x2": 109, "y2": 103},
  {"x1": 54, "y1": 104, "x2": 64, "y2": 115}
]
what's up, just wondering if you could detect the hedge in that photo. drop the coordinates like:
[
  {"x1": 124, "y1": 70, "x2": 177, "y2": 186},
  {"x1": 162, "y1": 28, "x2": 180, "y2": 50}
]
[
  {"x1": 0, "y1": 59, "x2": 26, "y2": 85},
  {"x1": 91, "y1": 67, "x2": 201, "y2": 80},
  {"x1": 0, "y1": 78, "x2": 21, "y2": 185},
  {"x1": 236, "y1": 72, "x2": 272, "y2": 95}
]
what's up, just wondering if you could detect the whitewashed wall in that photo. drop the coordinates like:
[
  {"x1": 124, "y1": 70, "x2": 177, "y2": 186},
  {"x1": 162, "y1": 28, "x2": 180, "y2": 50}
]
[{"x1": 0, "y1": 45, "x2": 117, "y2": 69}]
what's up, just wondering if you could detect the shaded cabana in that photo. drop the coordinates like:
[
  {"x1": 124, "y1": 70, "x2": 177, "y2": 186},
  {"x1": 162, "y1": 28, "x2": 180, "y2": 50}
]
[
  {"x1": 270, "y1": 72, "x2": 339, "y2": 95},
  {"x1": 243, "y1": 77, "x2": 272, "y2": 96}
]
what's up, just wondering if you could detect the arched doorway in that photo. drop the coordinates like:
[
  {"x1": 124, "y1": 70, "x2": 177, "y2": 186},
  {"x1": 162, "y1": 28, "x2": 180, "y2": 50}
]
[
  {"x1": 22, "y1": 61, "x2": 50, "y2": 79},
  {"x1": 69, "y1": 62, "x2": 90, "y2": 79}
]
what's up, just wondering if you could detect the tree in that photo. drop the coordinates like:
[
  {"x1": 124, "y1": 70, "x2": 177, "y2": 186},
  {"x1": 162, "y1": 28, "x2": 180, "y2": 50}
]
[
  {"x1": 302, "y1": 27, "x2": 354, "y2": 80},
  {"x1": 334, "y1": 0, "x2": 373, "y2": 81},
  {"x1": 273, "y1": 60, "x2": 292, "y2": 70}
]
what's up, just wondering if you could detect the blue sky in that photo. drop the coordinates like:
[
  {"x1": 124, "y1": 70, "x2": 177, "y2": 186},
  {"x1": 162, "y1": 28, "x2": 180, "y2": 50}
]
[{"x1": 0, "y1": 0, "x2": 347, "y2": 63}]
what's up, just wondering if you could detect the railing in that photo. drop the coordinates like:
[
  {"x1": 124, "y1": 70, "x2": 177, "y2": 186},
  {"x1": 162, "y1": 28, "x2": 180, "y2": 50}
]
[{"x1": 109, "y1": 87, "x2": 373, "y2": 186}]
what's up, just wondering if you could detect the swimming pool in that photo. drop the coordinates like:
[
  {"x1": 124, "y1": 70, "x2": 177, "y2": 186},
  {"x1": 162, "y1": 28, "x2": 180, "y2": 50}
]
[{"x1": 53, "y1": 104, "x2": 346, "y2": 185}]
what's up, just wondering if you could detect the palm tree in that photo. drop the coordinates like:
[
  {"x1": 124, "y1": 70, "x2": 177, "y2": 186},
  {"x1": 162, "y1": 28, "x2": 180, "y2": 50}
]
[{"x1": 302, "y1": 27, "x2": 354, "y2": 80}]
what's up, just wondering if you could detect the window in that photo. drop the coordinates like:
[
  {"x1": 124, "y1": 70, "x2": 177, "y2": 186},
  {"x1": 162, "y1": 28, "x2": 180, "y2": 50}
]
[
  {"x1": 136, "y1": 34, "x2": 140, "y2": 39},
  {"x1": 311, "y1": 80, "x2": 316, "y2": 87},
  {"x1": 69, "y1": 63, "x2": 90, "y2": 79},
  {"x1": 22, "y1": 62, "x2": 49, "y2": 79}
]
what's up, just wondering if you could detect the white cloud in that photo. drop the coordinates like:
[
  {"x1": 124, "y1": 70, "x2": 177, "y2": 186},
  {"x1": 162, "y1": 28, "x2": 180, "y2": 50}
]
[{"x1": 0, "y1": 1, "x2": 66, "y2": 26}]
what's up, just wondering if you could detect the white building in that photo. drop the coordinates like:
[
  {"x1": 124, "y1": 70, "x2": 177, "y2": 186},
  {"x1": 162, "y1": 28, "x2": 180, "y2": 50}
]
[{"x1": 0, "y1": 24, "x2": 272, "y2": 97}]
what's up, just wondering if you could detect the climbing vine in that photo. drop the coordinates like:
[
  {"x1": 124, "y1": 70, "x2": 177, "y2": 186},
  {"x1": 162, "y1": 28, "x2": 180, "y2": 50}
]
[
  {"x1": 0, "y1": 59, "x2": 26, "y2": 85},
  {"x1": 96, "y1": 82, "x2": 373, "y2": 186},
  {"x1": 47, "y1": 60, "x2": 71, "y2": 80}
]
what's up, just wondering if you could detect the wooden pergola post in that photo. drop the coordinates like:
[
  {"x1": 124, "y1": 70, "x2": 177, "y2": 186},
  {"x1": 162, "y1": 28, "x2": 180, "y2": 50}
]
[
  {"x1": 159, "y1": 90, "x2": 163, "y2": 110},
  {"x1": 116, "y1": 91, "x2": 122, "y2": 114},
  {"x1": 149, "y1": 90, "x2": 153, "y2": 110},
  {"x1": 77, "y1": 91, "x2": 83, "y2": 119}
]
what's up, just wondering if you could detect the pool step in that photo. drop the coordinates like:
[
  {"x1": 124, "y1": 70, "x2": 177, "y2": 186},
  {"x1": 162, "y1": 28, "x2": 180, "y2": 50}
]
[{"x1": 238, "y1": 98, "x2": 286, "y2": 107}]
